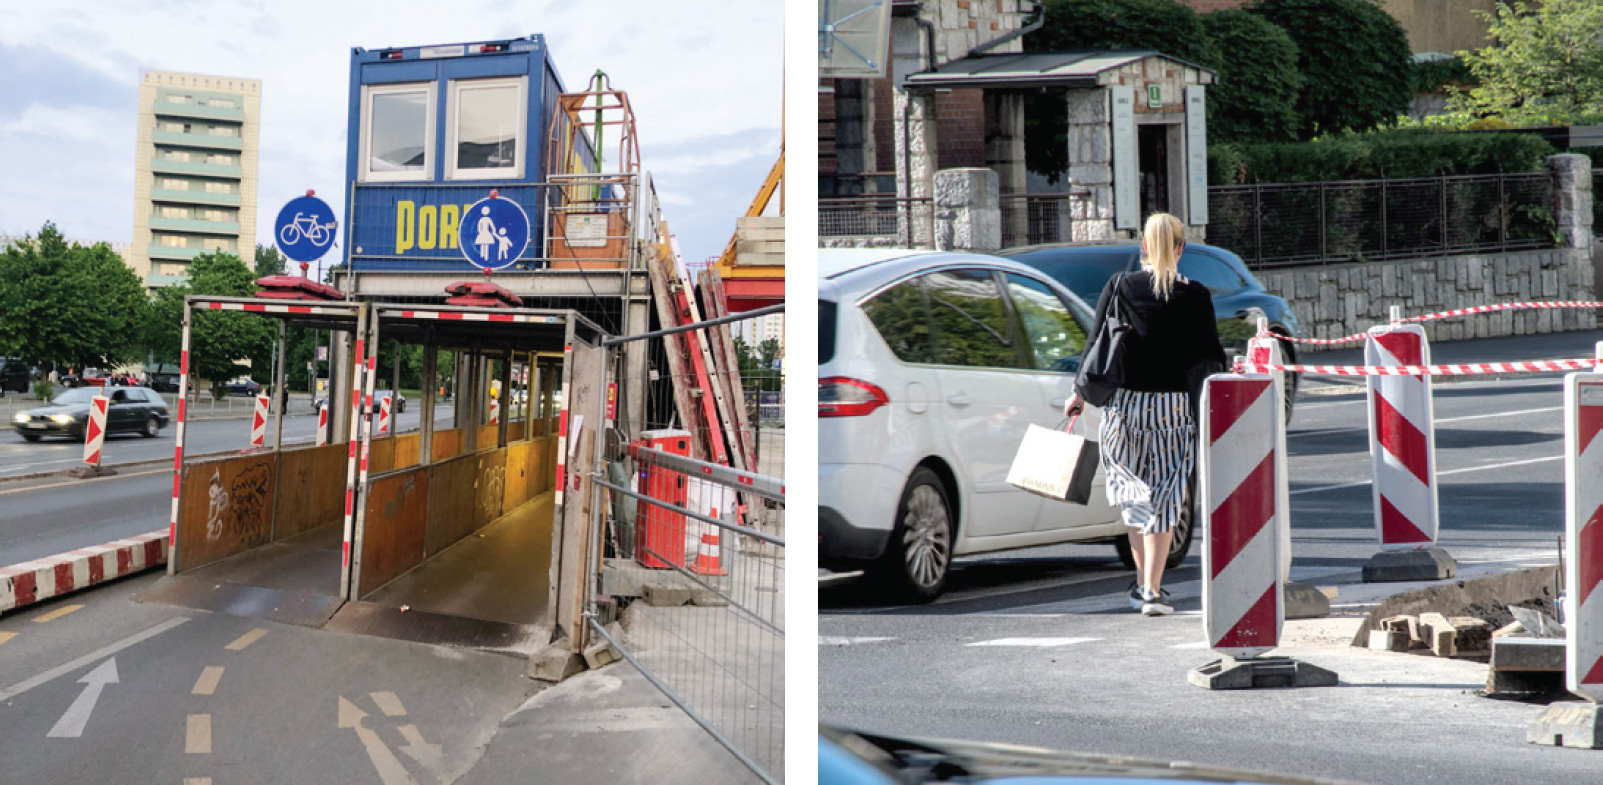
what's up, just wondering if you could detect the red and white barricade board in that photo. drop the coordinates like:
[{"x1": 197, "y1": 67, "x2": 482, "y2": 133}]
[
  {"x1": 316, "y1": 403, "x2": 329, "y2": 447},
  {"x1": 1245, "y1": 335, "x2": 1294, "y2": 584},
  {"x1": 82, "y1": 395, "x2": 109, "y2": 467},
  {"x1": 250, "y1": 394, "x2": 269, "y2": 447},
  {"x1": 377, "y1": 396, "x2": 392, "y2": 436},
  {"x1": 489, "y1": 396, "x2": 500, "y2": 425},
  {"x1": 1565, "y1": 373, "x2": 1603, "y2": 700},
  {"x1": 1365, "y1": 326, "x2": 1438, "y2": 549},
  {"x1": 1200, "y1": 373, "x2": 1284, "y2": 659}
]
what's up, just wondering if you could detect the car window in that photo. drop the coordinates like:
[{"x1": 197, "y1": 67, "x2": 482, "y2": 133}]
[
  {"x1": 1004, "y1": 274, "x2": 1090, "y2": 373},
  {"x1": 860, "y1": 278, "x2": 933, "y2": 364},
  {"x1": 820, "y1": 299, "x2": 837, "y2": 365},
  {"x1": 922, "y1": 268, "x2": 1022, "y2": 369},
  {"x1": 1179, "y1": 250, "x2": 1249, "y2": 295},
  {"x1": 1010, "y1": 248, "x2": 1136, "y2": 305}
]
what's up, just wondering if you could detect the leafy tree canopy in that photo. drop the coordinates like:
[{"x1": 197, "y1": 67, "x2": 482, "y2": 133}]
[
  {"x1": 157, "y1": 251, "x2": 276, "y2": 393},
  {"x1": 1248, "y1": 0, "x2": 1414, "y2": 140},
  {"x1": 1198, "y1": 10, "x2": 1303, "y2": 142},
  {"x1": 0, "y1": 222, "x2": 150, "y2": 371},
  {"x1": 254, "y1": 244, "x2": 287, "y2": 277},
  {"x1": 1447, "y1": 0, "x2": 1603, "y2": 127}
]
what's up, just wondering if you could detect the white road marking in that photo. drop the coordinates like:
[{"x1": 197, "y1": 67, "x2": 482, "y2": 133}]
[
  {"x1": 819, "y1": 636, "x2": 897, "y2": 646},
  {"x1": 45, "y1": 658, "x2": 118, "y2": 738},
  {"x1": 225, "y1": 628, "x2": 268, "y2": 651},
  {"x1": 1291, "y1": 455, "x2": 1563, "y2": 495},
  {"x1": 186, "y1": 714, "x2": 211, "y2": 754},
  {"x1": 339, "y1": 696, "x2": 419, "y2": 785},
  {"x1": 1172, "y1": 641, "x2": 1211, "y2": 649},
  {"x1": 0, "y1": 617, "x2": 189, "y2": 702},
  {"x1": 965, "y1": 637, "x2": 1099, "y2": 647},
  {"x1": 1436, "y1": 406, "x2": 1563, "y2": 423},
  {"x1": 192, "y1": 666, "x2": 224, "y2": 696},
  {"x1": 370, "y1": 691, "x2": 407, "y2": 717}
]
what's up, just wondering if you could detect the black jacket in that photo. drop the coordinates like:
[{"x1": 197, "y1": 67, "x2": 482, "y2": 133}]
[{"x1": 1085, "y1": 270, "x2": 1227, "y2": 395}]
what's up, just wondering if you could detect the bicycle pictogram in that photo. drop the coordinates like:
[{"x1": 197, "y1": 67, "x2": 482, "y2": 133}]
[{"x1": 279, "y1": 212, "x2": 335, "y2": 247}]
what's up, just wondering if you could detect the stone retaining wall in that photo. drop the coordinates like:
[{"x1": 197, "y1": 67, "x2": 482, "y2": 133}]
[{"x1": 1256, "y1": 248, "x2": 1597, "y2": 350}]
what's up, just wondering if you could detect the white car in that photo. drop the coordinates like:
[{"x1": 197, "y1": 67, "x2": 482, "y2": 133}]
[{"x1": 818, "y1": 249, "x2": 1197, "y2": 601}]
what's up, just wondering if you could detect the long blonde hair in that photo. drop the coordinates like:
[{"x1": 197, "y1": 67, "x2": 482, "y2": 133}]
[{"x1": 1140, "y1": 212, "x2": 1184, "y2": 300}]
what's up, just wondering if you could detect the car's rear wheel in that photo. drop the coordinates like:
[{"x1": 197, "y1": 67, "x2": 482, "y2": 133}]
[
  {"x1": 143, "y1": 416, "x2": 160, "y2": 438},
  {"x1": 1113, "y1": 469, "x2": 1197, "y2": 571},
  {"x1": 870, "y1": 467, "x2": 953, "y2": 603},
  {"x1": 21, "y1": 434, "x2": 40, "y2": 442}
]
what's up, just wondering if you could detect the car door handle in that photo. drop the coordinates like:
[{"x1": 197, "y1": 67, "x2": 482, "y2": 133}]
[{"x1": 946, "y1": 393, "x2": 971, "y2": 407}]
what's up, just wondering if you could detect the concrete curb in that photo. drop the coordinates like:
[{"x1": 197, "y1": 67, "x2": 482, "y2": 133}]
[{"x1": 0, "y1": 530, "x2": 167, "y2": 614}]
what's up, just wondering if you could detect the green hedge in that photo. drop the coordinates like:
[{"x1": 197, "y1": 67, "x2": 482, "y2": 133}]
[
  {"x1": 1207, "y1": 129, "x2": 1559, "y2": 185},
  {"x1": 1408, "y1": 56, "x2": 1476, "y2": 94}
]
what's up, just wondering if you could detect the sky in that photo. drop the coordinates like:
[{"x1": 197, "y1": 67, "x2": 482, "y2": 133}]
[{"x1": 0, "y1": 0, "x2": 784, "y2": 267}]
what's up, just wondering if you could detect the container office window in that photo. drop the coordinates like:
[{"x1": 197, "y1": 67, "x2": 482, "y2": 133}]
[
  {"x1": 362, "y1": 82, "x2": 436, "y2": 182},
  {"x1": 446, "y1": 77, "x2": 526, "y2": 180}
]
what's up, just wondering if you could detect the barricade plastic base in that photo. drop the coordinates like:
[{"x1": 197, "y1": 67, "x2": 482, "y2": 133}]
[
  {"x1": 1362, "y1": 546, "x2": 1457, "y2": 583},
  {"x1": 1528, "y1": 701, "x2": 1603, "y2": 749},
  {"x1": 67, "y1": 464, "x2": 117, "y2": 479},
  {"x1": 1284, "y1": 581, "x2": 1331, "y2": 619},
  {"x1": 1188, "y1": 657, "x2": 1339, "y2": 690}
]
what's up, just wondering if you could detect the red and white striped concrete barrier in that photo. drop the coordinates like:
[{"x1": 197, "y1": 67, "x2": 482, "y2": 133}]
[
  {"x1": 489, "y1": 396, "x2": 500, "y2": 426},
  {"x1": 1565, "y1": 371, "x2": 1603, "y2": 699},
  {"x1": 250, "y1": 394, "x2": 269, "y2": 447},
  {"x1": 377, "y1": 396, "x2": 392, "y2": 436},
  {"x1": 1245, "y1": 334, "x2": 1293, "y2": 585},
  {"x1": 0, "y1": 531, "x2": 167, "y2": 614},
  {"x1": 1365, "y1": 325, "x2": 1438, "y2": 549},
  {"x1": 1199, "y1": 373, "x2": 1284, "y2": 659},
  {"x1": 316, "y1": 403, "x2": 329, "y2": 447},
  {"x1": 82, "y1": 394, "x2": 109, "y2": 467}
]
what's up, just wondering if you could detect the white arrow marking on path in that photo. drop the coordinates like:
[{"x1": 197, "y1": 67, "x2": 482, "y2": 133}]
[
  {"x1": 338, "y1": 696, "x2": 419, "y2": 785},
  {"x1": 46, "y1": 658, "x2": 118, "y2": 738},
  {"x1": 397, "y1": 724, "x2": 443, "y2": 775}
]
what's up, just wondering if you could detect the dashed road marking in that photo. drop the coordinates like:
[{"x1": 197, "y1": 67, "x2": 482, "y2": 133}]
[
  {"x1": 0, "y1": 617, "x2": 189, "y2": 702},
  {"x1": 965, "y1": 637, "x2": 1100, "y2": 648},
  {"x1": 370, "y1": 691, "x2": 407, "y2": 717},
  {"x1": 819, "y1": 636, "x2": 897, "y2": 646},
  {"x1": 1172, "y1": 641, "x2": 1211, "y2": 649},
  {"x1": 192, "y1": 667, "x2": 224, "y2": 696},
  {"x1": 184, "y1": 779, "x2": 212, "y2": 785},
  {"x1": 0, "y1": 632, "x2": 16, "y2": 646},
  {"x1": 32, "y1": 604, "x2": 83, "y2": 623},
  {"x1": 225, "y1": 628, "x2": 268, "y2": 651},
  {"x1": 186, "y1": 714, "x2": 211, "y2": 754}
]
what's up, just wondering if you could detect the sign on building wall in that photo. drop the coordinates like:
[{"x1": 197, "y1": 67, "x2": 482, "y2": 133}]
[
  {"x1": 1111, "y1": 86, "x2": 1137, "y2": 231},
  {"x1": 1186, "y1": 86, "x2": 1208, "y2": 226}
]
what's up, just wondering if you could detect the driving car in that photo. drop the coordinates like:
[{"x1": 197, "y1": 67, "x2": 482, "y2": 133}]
[
  {"x1": 226, "y1": 377, "x2": 262, "y2": 397},
  {"x1": 11, "y1": 385, "x2": 170, "y2": 442},
  {"x1": 819, "y1": 248, "x2": 1197, "y2": 602},
  {"x1": 312, "y1": 389, "x2": 406, "y2": 415},
  {"x1": 997, "y1": 240, "x2": 1300, "y2": 422}
]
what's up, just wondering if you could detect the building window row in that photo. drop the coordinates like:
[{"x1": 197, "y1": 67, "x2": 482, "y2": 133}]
[
  {"x1": 360, "y1": 76, "x2": 527, "y2": 183},
  {"x1": 157, "y1": 206, "x2": 236, "y2": 223},
  {"x1": 158, "y1": 178, "x2": 238, "y2": 194},
  {"x1": 154, "y1": 234, "x2": 237, "y2": 252},
  {"x1": 160, "y1": 121, "x2": 241, "y2": 138},
  {"x1": 165, "y1": 94, "x2": 238, "y2": 109}
]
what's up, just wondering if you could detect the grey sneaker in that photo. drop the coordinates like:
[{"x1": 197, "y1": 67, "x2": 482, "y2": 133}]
[
  {"x1": 1127, "y1": 583, "x2": 1146, "y2": 611},
  {"x1": 1141, "y1": 588, "x2": 1173, "y2": 617}
]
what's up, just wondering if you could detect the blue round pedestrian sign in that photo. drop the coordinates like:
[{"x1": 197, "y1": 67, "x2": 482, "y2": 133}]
[
  {"x1": 460, "y1": 195, "x2": 531, "y2": 271},
  {"x1": 274, "y1": 195, "x2": 339, "y2": 263}
]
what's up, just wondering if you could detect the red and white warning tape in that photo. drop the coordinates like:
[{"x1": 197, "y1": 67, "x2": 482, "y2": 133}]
[
  {"x1": 1273, "y1": 300, "x2": 1603, "y2": 346},
  {"x1": 1238, "y1": 358, "x2": 1599, "y2": 377}
]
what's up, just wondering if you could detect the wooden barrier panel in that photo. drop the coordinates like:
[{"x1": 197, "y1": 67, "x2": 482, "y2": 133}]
[
  {"x1": 358, "y1": 467, "x2": 429, "y2": 597},
  {"x1": 504, "y1": 440, "x2": 532, "y2": 512},
  {"x1": 274, "y1": 443, "x2": 348, "y2": 541},
  {"x1": 477, "y1": 424, "x2": 501, "y2": 451},
  {"x1": 509, "y1": 420, "x2": 526, "y2": 442},
  {"x1": 368, "y1": 436, "x2": 397, "y2": 475},
  {"x1": 177, "y1": 452, "x2": 277, "y2": 572},
  {"x1": 425, "y1": 454, "x2": 478, "y2": 555},
  {"x1": 392, "y1": 433, "x2": 420, "y2": 470},
  {"x1": 529, "y1": 435, "x2": 556, "y2": 497},
  {"x1": 475, "y1": 448, "x2": 508, "y2": 530},
  {"x1": 432, "y1": 428, "x2": 462, "y2": 462}
]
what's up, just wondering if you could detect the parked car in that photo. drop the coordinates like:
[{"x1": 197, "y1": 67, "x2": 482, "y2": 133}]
[
  {"x1": 819, "y1": 248, "x2": 1195, "y2": 602},
  {"x1": 312, "y1": 389, "x2": 406, "y2": 415},
  {"x1": 225, "y1": 377, "x2": 262, "y2": 397},
  {"x1": 997, "y1": 240, "x2": 1300, "y2": 421},
  {"x1": 0, "y1": 358, "x2": 31, "y2": 394},
  {"x1": 60, "y1": 368, "x2": 109, "y2": 388},
  {"x1": 11, "y1": 385, "x2": 170, "y2": 442}
]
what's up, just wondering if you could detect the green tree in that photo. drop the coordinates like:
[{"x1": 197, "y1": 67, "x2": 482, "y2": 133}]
[
  {"x1": 151, "y1": 251, "x2": 275, "y2": 398},
  {"x1": 733, "y1": 336, "x2": 783, "y2": 393},
  {"x1": 254, "y1": 244, "x2": 287, "y2": 277},
  {"x1": 1248, "y1": 0, "x2": 1413, "y2": 140},
  {"x1": 1023, "y1": 0, "x2": 1217, "y2": 180},
  {"x1": 1198, "y1": 10, "x2": 1303, "y2": 142},
  {"x1": 0, "y1": 222, "x2": 150, "y2": 373},
  {"x1": 1447, "y1": 0, "x2": 1603, "y2": 127}
]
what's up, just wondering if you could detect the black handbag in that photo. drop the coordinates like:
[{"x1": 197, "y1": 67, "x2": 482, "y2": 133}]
[{"x1": 1075, "y1": 274, "x2": 1138, "y2": 406}]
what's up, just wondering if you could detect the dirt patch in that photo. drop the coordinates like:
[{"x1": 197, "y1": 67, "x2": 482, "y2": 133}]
[{"x1": 1349, "y1": 565, "x2": 1560, "y2": 648}]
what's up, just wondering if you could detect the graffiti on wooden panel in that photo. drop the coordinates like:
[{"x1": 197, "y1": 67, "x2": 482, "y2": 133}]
[
  {"x1": 228, "y1": 464, "x2": 272, "y2": 540},
  {"x1": 206, "y1": 469, "x2": 231, "y2": 542}
]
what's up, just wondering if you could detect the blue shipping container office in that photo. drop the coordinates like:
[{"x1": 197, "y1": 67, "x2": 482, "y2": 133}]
[{"x1": 343, "y1": 35, "x2": 593, "y2": 273}]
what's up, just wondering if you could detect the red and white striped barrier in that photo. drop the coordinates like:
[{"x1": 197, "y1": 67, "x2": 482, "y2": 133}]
[
  {"x1": 1241, "y1": 358, "x2": 1599, "y2": 377},
  {"x1": 1246, "y1": 334, "x2": 1293, "y2": 584},
  {"x1": 1275, "y1": 300, "x2": 1603, "y2": 346},
  {"x1": 82, "y1": 395, "x2": 109, "y2": 467},
  {"x1": 249, "y1": 394, "x2": 269, "y2": 447},
  {"x1": 1366, "y1": 326, "x2": 1438, "y2": 549},
  {"x1": 489, "y1": 396, "x2": 500, "y2": 426},
  {"x1": 316, "y1": 403, "x2": 329, "y2": 447},
  {"x1": 377, "y1": 396, "x2": 392, "y2": 436},
  {"x1": 1200, "y1": 373, "x2": 1284, "y2": 659},
  {"x1": 0, "y1": 531, "x2": 167, "y2": 614},
  {"x1": 1565, "y1": 370, "x2": 1603, "y2": 699}
]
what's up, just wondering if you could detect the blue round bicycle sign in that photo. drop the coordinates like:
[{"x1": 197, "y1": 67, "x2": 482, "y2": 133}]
[
  {"x1": 460, "y1": 194, "x2": 530, "y2": 271},
  {"x1": 274, "y1": 195, "x2": 338, "y2": 263}
]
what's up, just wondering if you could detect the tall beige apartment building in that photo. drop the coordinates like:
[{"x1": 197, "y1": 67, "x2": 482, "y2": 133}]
[{"x1": 128, "y1": 70, "x2": 261, "y2": 288}]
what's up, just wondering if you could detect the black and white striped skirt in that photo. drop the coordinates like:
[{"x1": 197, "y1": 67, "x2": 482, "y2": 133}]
[{"x1": 1099, "y1": 389, "x2": 1195, "y2": 535}]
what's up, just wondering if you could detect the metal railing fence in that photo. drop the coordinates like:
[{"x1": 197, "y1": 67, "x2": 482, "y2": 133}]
[
  {"x1": 1207, "y1": 172, "x2": 1558, "y2": 270},
  {"x1": 590, "y1": 307, "x2": 785, "y2": 782},
  {"x1": 819, "y1": 194, "x2": 933, "y2": 247},
  {"x1": 999, "y1": 191, "x2": 1093, "y2": 248}
]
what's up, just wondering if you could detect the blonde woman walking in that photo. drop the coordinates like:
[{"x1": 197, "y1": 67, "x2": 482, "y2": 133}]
[{"x1": 1064, "y1": 213, "x2": 1226, "y2": 616}]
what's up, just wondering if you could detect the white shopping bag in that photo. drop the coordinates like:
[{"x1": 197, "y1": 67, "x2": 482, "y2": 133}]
[{"x1": 1006, "y1": 414, "x2": 1099, "y2": 505}]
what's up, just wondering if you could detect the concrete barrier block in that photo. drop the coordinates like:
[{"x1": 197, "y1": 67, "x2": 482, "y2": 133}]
[
  {"x1": 643, "y1": 583, "x2": 693, "y2": 607},
  {"x1": 1362, "y1": 546, "x2": 1457, "y2": 583},
  {"x1": 1188, "y1": 657, "x2": 1339, "y2": 690},
  {"x1": 582, "y1": 637, "x2": 621, "y2": 670},
  {"x1": 1368, "y1": 629, "x2": 1411, "y2": 652},
  {"x1": 529, "y1": 642, "x2": 586, "y2": 683},
  {"x1": 690, "y1": 589, "x2": 728, "y2": 607},
  {"x1": 1491, "y1": 636, "x2": 1567, "y2": 672},
  {"x1": 1529, "y1": 701, "x2": 1603, "y2": 749},
  {"x1": 1284, "y1": 582, "x2": 1331, "y2": 619}
]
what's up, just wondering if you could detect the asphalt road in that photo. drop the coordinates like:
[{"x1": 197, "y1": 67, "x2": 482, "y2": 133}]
[
  {"x1": 0, "y1": 406, "x2": 454, "y2": 567},
  {"x1": 820, "y1": 329, "x2": 1603, "y2": 785}
]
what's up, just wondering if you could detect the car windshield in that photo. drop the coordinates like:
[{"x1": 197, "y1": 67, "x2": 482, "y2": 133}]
[{"x1": 52, "y1": 388, "x2": 99, "y2": 405}]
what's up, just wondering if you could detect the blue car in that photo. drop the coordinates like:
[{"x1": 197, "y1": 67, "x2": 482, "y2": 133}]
[{"x1": 998, "y1": 241, "x2": 1300, "y2": 422}]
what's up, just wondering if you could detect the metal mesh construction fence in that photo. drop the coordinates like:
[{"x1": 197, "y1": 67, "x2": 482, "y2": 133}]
[
  {"x1": 1207, "y1": 173, "x2": 1558, "y2": 269},
  {"x1": 819, "y1": 195, "x2": 933, "y2": 247},
  {"x1": 590, "y1": 306, "x2": 785, "y2": 783}
]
